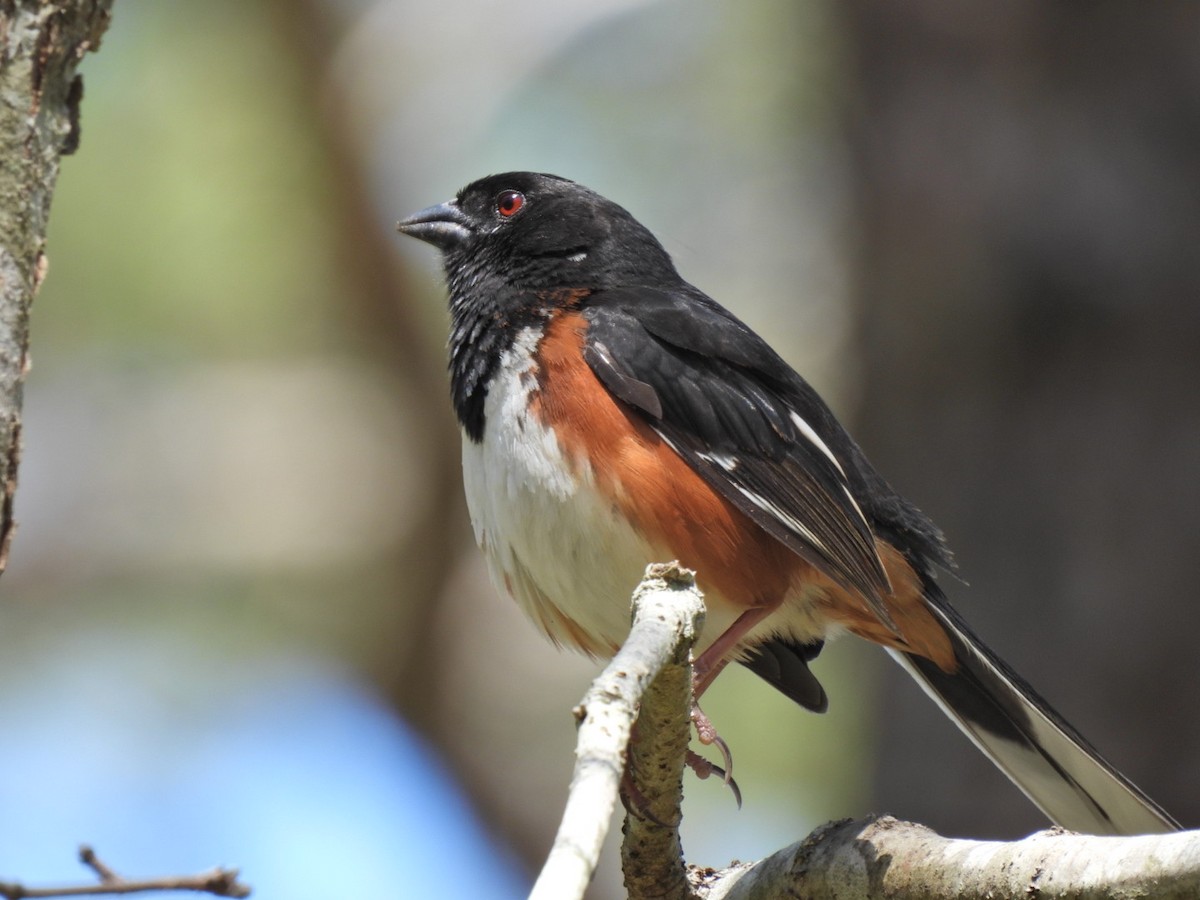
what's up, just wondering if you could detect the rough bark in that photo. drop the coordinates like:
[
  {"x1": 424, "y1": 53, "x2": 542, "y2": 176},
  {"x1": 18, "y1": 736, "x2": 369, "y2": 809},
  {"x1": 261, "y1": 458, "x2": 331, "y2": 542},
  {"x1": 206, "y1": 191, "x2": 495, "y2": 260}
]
[
  {"x1": 0, "y1": 0, "x2": 113, "y2": 572},
  {"x1": 529, "y1": 563, "x2": 705, "y2": 900},
  {"x1": 619, "y1": 570, "x2": 698, "y2": 900},
  {"x1": 695, "y1": 816, "x2": 1200, "y2": 900}
]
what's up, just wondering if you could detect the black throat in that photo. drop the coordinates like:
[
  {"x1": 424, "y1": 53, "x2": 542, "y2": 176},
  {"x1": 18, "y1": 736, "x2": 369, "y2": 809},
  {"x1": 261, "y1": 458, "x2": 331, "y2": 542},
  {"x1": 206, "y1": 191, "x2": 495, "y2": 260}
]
[{"x1": 448, "y1": 279, "x2": 586, "y2": 443}]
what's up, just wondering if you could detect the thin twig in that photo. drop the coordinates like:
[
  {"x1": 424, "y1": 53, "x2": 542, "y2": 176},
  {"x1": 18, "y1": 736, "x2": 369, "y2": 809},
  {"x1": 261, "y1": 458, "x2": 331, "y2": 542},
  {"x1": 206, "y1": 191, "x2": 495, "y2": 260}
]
[
  {"x1": 77, "y1": 848, "x2": 119, "y2": 885},
  {"x1": 0, "y1": 847, "x2": 251, "y2": 900}
]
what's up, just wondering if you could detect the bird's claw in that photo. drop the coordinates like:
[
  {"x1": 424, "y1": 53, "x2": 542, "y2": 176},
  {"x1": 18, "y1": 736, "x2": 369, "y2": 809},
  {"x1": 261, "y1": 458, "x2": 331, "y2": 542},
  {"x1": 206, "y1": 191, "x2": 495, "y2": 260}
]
[
  {"x1": 685, "y1": 750, "x2": 743, "y2": 808},
  {"x1": 689, "y1": 703, "x2": 741, "y2": 806}
]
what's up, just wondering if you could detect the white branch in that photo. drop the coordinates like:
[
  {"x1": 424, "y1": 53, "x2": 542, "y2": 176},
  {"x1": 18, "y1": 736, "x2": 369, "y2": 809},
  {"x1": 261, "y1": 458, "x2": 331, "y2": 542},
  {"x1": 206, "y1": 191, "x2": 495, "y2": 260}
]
[
  {"x1": 527, "y1": 563, "x2": 705, "y2": 900},
  {"x1": 696, "y1": 815, "x2": 1200, "y2": 899},
  {"x1": 531, "y1": 566, "x2": 1199, "y2": 898}
]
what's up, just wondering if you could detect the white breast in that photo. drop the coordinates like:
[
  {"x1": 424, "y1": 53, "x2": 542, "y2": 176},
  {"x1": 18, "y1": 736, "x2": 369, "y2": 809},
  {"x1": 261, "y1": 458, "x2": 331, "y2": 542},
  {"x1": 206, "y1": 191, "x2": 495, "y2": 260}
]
[{"x1": 460, "y1": 327, "x2": 659, "y2": 656}]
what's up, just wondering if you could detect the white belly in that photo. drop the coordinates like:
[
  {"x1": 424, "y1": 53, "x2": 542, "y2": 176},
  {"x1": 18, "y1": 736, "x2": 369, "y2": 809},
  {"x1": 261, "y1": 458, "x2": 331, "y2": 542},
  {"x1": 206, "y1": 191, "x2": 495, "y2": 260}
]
[{"x1": 461, "y1": 328, "x2": 659, "y2": 656}]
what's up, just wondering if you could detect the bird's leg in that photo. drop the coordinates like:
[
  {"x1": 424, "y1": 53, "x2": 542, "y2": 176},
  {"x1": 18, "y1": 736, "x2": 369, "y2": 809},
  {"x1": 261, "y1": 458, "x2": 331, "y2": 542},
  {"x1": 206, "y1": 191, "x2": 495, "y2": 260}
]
[
  {"x1": 692, "y1": 606, "x2": 776, "y2": 695},
  {"x1": 687, "y1": 606, "x2": 776, "y2": 787}
]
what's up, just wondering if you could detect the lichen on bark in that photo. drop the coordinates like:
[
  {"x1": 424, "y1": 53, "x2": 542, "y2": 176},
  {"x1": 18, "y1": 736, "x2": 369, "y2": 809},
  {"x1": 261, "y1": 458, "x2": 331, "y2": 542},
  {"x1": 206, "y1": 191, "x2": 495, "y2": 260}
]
[{"x1": 0, "y1": 1, "x2": 113, "y2": 570}]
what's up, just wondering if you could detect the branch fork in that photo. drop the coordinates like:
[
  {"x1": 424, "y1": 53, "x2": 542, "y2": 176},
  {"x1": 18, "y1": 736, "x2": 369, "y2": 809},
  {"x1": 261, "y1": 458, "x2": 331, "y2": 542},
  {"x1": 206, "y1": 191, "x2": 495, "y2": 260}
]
[{"x1": 528, "y1": 563, "x2": 1200, "y2": 900}]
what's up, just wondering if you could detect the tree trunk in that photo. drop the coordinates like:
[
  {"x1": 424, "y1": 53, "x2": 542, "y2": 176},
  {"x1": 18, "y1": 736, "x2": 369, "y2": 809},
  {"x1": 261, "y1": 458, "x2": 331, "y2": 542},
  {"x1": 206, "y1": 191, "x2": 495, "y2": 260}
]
[
  {"x1": 0, "y1": 0, "x2": 114, "y2": 571},
  {"x1": 841, "y1": 0, "x2": 1200, "y2": 836}
]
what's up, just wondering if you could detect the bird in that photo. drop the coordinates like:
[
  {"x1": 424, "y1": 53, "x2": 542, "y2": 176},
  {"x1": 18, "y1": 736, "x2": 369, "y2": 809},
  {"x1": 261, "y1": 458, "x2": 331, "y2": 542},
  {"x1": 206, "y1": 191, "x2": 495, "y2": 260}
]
[{"x1": 396, "y1": 171, "x2": 1179, "y2": 836}]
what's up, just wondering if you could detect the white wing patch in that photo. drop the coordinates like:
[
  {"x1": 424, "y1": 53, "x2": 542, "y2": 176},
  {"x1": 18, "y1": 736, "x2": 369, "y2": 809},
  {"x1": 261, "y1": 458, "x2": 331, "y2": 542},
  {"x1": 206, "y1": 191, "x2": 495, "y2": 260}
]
[
  {"x1": 840, "y1": 484, "x2": 872, "y2": 536},
  {"x1": 694, "y1": 430, "x2": 875, "y2": 570},
  {"x1": 729, "y1": 484, "x2": 832, "y2": 559},
  {"x1": 697, "y1": 451, "x2": 739, "y2": 472},
  {"x1": 788, "y1": 410, "x2": 875, "y2": 547},
  {"x1": 789, "y1": 410, "x2": 846, "y2": 477}
]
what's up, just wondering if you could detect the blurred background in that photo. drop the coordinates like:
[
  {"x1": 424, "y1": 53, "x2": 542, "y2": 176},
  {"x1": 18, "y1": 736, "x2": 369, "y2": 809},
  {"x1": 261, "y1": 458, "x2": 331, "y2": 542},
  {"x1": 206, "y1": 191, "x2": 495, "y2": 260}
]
[{"x1": 4, "y1": 1, "x2": 1198, "y2": 897}]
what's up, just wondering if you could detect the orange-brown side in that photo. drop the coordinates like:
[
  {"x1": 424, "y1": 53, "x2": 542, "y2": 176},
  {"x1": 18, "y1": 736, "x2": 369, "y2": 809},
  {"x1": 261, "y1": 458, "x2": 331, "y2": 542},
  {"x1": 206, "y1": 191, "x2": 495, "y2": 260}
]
[
  {"x1": 815, "y1": 541, "x2": 956, "y2": 671},
  {"x1": 531, "y1": 309, "x2": 957, "y2": 672},
  {"x1": 531, "y1": 310, "x2": 794, "y2": 613}
]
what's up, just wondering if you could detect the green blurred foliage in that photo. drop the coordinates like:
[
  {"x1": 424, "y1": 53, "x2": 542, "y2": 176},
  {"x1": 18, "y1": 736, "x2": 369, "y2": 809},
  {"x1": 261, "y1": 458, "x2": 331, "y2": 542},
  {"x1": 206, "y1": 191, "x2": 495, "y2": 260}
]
[{"x1": 41, "y1": 0, "x2": 342, "y2": 360}]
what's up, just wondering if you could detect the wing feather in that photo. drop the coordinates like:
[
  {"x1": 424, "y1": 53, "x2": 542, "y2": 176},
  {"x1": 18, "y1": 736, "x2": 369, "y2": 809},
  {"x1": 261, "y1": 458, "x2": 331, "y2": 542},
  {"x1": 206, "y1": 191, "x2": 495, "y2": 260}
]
[{"x1": 582, "y1": 289, "x2": 895, "y2": 620}]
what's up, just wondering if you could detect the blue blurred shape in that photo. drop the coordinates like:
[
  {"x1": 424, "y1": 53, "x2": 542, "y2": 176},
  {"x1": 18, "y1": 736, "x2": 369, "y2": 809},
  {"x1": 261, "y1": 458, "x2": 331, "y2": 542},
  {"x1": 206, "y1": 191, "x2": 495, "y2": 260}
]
[{"x1": 0, "y1": 644, "x2": 528, "y2": 899}]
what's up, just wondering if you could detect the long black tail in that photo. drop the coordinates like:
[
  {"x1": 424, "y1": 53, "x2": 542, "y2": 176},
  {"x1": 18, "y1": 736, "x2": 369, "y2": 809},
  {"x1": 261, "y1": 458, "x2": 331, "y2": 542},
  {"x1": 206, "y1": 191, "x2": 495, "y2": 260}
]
[{"x1": 891, "y1": 588, "x2": 1179, "y2": 835}]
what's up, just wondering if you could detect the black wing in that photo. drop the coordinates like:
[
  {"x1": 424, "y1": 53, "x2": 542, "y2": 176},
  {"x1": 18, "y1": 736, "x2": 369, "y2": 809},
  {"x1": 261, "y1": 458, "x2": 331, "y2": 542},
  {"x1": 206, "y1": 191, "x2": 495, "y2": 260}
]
[{"x1": 583, "y1": 285, "x2": 896, "y2": 626}]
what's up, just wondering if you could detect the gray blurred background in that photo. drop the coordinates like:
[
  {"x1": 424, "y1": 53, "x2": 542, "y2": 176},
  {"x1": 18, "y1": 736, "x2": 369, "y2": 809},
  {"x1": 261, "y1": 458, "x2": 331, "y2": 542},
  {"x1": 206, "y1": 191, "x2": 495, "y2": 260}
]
[{"x1": 4, "y1": 1, "x2": 1197, "y2": 897}]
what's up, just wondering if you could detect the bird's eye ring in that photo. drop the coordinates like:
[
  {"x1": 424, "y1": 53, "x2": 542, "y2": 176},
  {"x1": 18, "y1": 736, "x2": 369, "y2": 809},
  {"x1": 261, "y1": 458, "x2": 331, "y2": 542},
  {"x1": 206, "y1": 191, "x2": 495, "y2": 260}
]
[{"x1": 496, "y1": 190, "x2": 525, "y2": 218}]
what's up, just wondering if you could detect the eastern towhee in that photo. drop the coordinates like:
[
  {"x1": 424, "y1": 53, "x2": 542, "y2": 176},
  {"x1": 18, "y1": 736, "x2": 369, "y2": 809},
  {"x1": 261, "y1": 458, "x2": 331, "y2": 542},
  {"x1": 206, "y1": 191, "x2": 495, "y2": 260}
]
[{"x1": 397, "y1": 171, "x2": 1179, "y2": 835}]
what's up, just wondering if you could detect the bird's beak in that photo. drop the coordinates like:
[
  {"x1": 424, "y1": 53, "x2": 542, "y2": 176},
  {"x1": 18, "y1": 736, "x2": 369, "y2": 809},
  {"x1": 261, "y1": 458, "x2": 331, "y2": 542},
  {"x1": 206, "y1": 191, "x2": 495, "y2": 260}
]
[{"x1": 396, "y1": 200, "x2": 472, "y2": 250}]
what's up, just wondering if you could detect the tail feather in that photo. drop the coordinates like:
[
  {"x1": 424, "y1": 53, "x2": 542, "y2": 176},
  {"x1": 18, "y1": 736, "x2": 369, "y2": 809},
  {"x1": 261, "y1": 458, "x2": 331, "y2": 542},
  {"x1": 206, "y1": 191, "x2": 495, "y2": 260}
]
[{"x1": 892, "y1": 590, "x2": 1179, "y2": 835}]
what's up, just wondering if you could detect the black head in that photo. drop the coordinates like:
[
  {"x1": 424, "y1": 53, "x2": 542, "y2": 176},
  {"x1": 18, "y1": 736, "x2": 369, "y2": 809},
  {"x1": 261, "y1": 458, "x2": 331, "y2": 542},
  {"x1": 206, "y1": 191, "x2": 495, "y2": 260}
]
[{"x1": 396, "y1": 172, "x2": 680, "y2": 292}]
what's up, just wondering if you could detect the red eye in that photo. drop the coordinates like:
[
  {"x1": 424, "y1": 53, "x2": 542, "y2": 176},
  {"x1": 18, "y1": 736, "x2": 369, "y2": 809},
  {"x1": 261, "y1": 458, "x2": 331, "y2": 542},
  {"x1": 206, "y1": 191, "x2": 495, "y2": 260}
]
[{"x1": 496, "y1": 190, "x2": 525, "y2": 218}]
